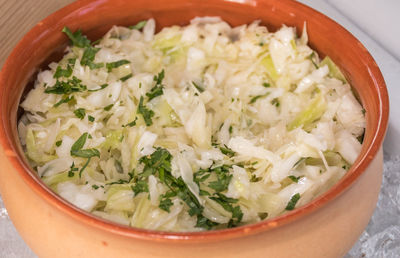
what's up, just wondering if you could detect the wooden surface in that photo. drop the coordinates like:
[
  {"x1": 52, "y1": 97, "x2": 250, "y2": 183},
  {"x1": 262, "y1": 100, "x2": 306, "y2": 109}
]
[{"x1": 0, "y1": 0, "x2": 75, "y2": 69}]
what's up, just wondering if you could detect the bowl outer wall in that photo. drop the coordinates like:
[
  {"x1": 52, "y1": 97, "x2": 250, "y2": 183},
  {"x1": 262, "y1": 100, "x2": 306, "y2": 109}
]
[{"x1": 0, "y1": 0, "x2": 389, "y2": 247}]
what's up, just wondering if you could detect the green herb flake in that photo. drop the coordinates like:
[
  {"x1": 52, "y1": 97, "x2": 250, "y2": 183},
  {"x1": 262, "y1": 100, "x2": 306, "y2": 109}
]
[
  {"x1": 258, "y1": 212, "x2": 268, "y2": 220},
  {"x1": 55, "y1": 140, "x2": 63, "y2": 147},
  {"x1": 92, "y1": 184, "x2": 99, "y2": 190},
  {"x1": 209, "y1": 193, "x2": 243, "y2": 227},
  {"x1": 79, "y1": 157, "x2": 92, "y2": 177},
  {"x1": 106, "y1": 179, "x2": 129, "y2": 186},
  {"x1": 177, "y1": 187, "x2": 203, "y2": 216},
  {"x1": 159, "y1": 197, "x2": 174, "y2": 212},
  {"x1": 285, "y1": 193, "x2": 300, "y2": 211},
  {"x1": 131, "y1": 180, "x2": 149, "y2": 195},
  {"x1": 70, "y1": 133, "x2": 100, "y2": 159},
  {"x1": 293, "y1": 158, "x2": 305, "y2": 168},
  {"x1": 195, "y1": 214, "x2": 219, "y2": 230},
  {"x1": 208, "y1": 165, "x2": 233, "y2": 192},
  {"x1": 88, "y1": 84, "x2": 109, "y2": 92},
  {"x1": 250, "y1": 174, "x2": 262, "y2": 182},
  {"x1": 199, "y1": 189, "x2": 211, "y2": 196},
  {"x1": 54, "y1": 63, "x2": 74, "y2": 79},
  {"x1": 219, "y1": 145, "x2": 235, "y2": 157},
  {"x1": 262, "y1": 82, "x2": 270, "y2": 88},
  {"x1": 106, "y1": 59, "x2": 130, "y2": 72},
  {"x1": 120, "y1": 73, "x2": 133, "y2": 82},
  {"x1": 271, "y1": 98, "x2": 280, "y2": 107},
  {"x1": 137, "y1": 96, "x2": 154, "y2": 126},
  {"x1": 88, "y1": 115, "x2": 95, "y2": 122},
  {"x1": 45, "y1": 76, "x2": 87, "y2": 95},
  {"x1": 129, "y1": 20, "x2": 147, "y2": 30},
  {"x1": 159, "y1": 191, "x2": 177, "y2": 212},
  {"x1": 288, "y1": 175, "x2": 302, "y2": 183},
  {"x1": 249, "y1": 93, "x2": 269, "y2": 104},
  {"x1": 68, "y1": 162, "x2": 78, "y2": 177},
  {"x1": 122, "y1": 117, "x2": 137, "y2": 127},
  {"x1": 104, "y1": 104, "x2": 114, "y2": 111},
  {"x1": 74, "y1": 108, "x2": 86, "y2": 120},
  {"x1": 81, "y1": 46, "x2": 103, "y2": 69},
  {"x1": 309, "y1": 52, "x2": 319, "y2": 69},
  {"x1": 146, "y1": 70, "x2": 165, "y2": 101},
  {"x1": 192, "y1": 81, "x2": 205, "y2": 93},
  {"x1": 62, "y1": 27, "x2": 91, "y2": 48},
  {"x1": 53, "y1": 95, "x2": 74, "y2": 107}
]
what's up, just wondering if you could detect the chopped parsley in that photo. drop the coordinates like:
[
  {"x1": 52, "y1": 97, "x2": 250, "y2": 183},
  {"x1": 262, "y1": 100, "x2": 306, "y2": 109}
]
[
  {"x1": 192, "y1": 81, "x2": 205, "y2": 93},
  {"x1": 88, "y1": 115, "x2": 95, "y2": 122},
  {"x1": 195, "y1": 215, "x2": 219, "y2": 230},
  {"x1": 62, "y1": 27, "x2": 91, "y2": 48},
  {"x1": 258, "y1": 212, "x2": 268, "y2": 220},
  {"x1": 285, "y1": 193, "x2": 301, "y2": 210},
  {"x1": 106, "y1": 179, "x2": 130, "y2": 185},
  {"x1": 134, "y1": 148, "x2": 220, "y2": 229},
  {"x1": 67, "y1": 162, "x2": 78, "y2": 177},
  {"x1": 250, "y1": 174, "x2": 262, "y2": 182},
  {"x1": 129, "y1": 20, "x2": 147, "y2": 30},
  {"x1": 271, "y1": 98, "x2": 280, "y2": 107},
  {"x1": 249, "y1": 93, "x2": 270, "y2": 104},
  {"x1": 88, "y1": 84, "x2": 109, "y2": 92},
  {"x1": 288, "y1": 175, "x2": 302, "y2": 183},
  {"x1": 62, "y1": 27, "x2": 102, "y2": 69},
  {"x1": 53, "y1": 59, "x2": 75, "y2": 79},
  {"x1": 159, "y1": 191, "x2": 176, "y2": 212},
  {"x1": 209, "y1": 193, "x2": 243, "y2": 227},
  {"x1": 55, "y1": 140, "x2": 62, "y2": 147},
  {"x1": 207, "y1": 165, "x2": 233, "y2": 192},
  {"x1": 53, "y1": 95, "x2": 74, "y2": 107},
  {"x1": 74, "y1": 108, "x2": 86, "y2": 119},
  {"x1": 122, "y1": 117, "x2": 137, "y2": 127},
  {"x1": 309, "y1": 52, "x2": 319, "y2": 69},
  {"x1": 45, "y1": 76, "x2": 87, "y2": 95},
  {"x1": 81, "y1": 46, "x2": 103, "y2": 69},
  {"x1": 293, "y1": 158, "x2": 305, "y2": 168},
  {"x1": 131, "y1": 181, "x2": 149, "y2": 195},
  {"x1": 92, "y1": 184, "x2": 99, "y2": 190},
  {"x1": 137, "y1": 96, "x2": 154, "y2": 126},
  {"x1": 106, "y1": 59, "x2": 130, "y2": 72},
  {"x1": 262, "y1": 82, "x2": 270, "y2": 88},
  {"x1": 70, "y1": 133, "x2": 100, "y2": 159},
  {"x1": 219, "y1": 145, "x2": 235, "y2": 157},
  {"x1": 146, "y1": 70, "x2": 165, "y2": 101},
  {"x1": 120, "y1": 73, "x2": 133, "y2": 82},
  {"x1": 104, "y1": 104, "x2": 114, "y2": 111}
]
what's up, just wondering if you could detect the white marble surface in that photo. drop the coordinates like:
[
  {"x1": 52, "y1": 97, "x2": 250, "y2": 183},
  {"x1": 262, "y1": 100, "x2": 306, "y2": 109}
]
[{"x1": 0, "y1": 0, "x2": 399, "y2": 257}]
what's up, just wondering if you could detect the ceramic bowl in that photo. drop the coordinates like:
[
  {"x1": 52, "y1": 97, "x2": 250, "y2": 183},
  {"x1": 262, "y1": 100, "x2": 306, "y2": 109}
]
[{"x1": 0, "y1": 0, "x2": 389, "y2": 257}]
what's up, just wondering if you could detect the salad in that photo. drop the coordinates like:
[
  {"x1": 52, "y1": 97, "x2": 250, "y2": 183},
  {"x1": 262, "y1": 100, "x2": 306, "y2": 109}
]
[{"x1": 18, "y1": 17, "x2": 365, "y2": 231}]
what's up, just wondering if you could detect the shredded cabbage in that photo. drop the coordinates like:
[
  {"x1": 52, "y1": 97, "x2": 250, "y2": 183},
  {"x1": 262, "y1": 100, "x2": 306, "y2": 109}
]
[{"x1": 18, "y1": 17, "x2": 365, "y2": 232}]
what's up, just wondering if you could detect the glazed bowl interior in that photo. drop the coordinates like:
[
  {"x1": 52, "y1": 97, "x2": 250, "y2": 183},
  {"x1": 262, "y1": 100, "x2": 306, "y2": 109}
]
[{"x1": 0, "y1": 0, "x2": 388, "y2": 241}]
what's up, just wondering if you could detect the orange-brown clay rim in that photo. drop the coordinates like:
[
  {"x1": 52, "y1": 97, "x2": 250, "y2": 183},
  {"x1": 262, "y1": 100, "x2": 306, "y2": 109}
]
[{"x1": 0, "y1": 0, "x2": 389, "y2": 243}]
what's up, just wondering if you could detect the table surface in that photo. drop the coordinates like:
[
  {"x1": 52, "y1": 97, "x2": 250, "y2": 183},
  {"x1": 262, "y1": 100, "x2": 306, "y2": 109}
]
[{"x1": 0, "y1": 0, "x2": 399, "y2": 257}]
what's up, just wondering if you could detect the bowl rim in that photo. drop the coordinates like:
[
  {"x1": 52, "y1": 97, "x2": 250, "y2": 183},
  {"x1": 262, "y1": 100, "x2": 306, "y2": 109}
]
[{"x1": 0, "y1": 0, "x2": 389, "y2": 242}]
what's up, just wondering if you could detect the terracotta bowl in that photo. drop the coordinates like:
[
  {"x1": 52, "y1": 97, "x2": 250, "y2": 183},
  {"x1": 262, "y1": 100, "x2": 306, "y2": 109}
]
[{"x1": 0, "y1": 0, "x2": 389, "y2": 257}]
